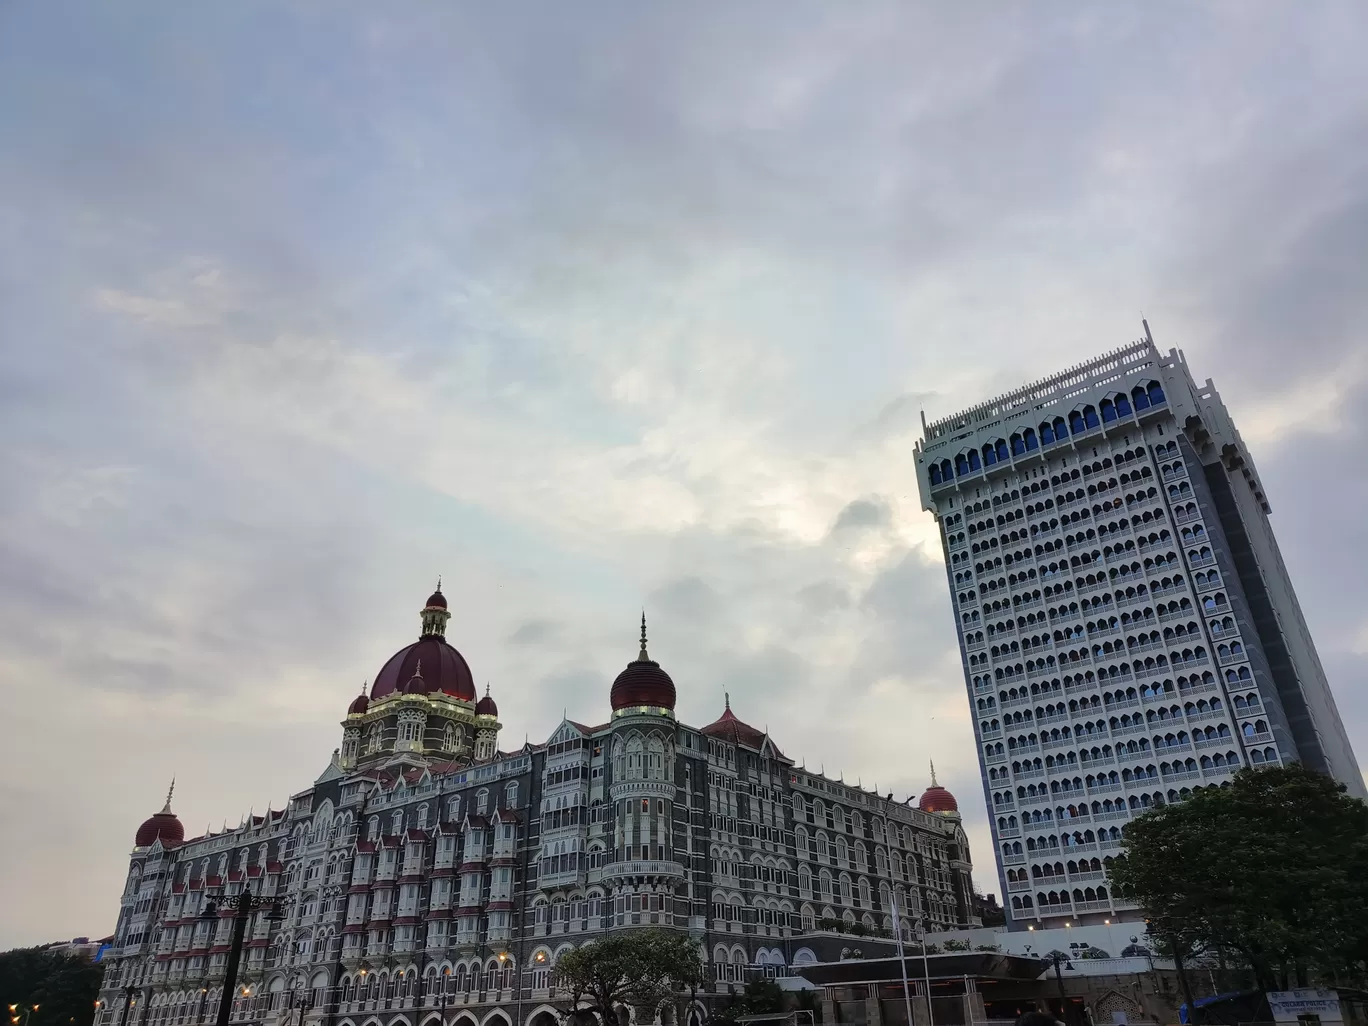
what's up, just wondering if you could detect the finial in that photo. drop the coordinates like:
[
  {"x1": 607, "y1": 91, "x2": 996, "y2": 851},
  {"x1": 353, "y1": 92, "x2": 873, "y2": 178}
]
[
  {"x1": 362, "y1": 679, "x2": 369, "y2": 697},
  {"x1": 639, "y1": 610, "x2": 649, "y2": 660},
  {"x1": 930, "y1": 759, "x2": 938, "y2": 787},
  {"x1": 436, "y1": 574, "x2": 442, "y2": 591},
  {"x1": 485, "y1": 682, "x2": 491, "y2": 697},
  {"x1": 162, "y1": 777, "x2": 175, "y2": 814},
  {"x1": 725, "y1": 691, "x2": 731, "y2": 711},
  {"x1": 414, "y1": 659, "x2": 423, "y2": 678}
]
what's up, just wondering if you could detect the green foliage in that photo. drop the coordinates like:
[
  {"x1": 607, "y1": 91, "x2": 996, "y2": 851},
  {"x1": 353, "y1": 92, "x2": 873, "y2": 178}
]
[
  {"x1": 1109, "y1": 764, "x2": 1368, "y2": 989},
  {"x1": 814, "y1": 918, "x2": 891, "y2": 940},
  {"x1": 0, "y1": 949, "x2": 103, "y2": 1026},
  {"x1": 708, "y1": 980, "x2": 785, "y2": 1025},
  {"x1": 941, "y1": 940, "x2": 971, "y2": 952},
  {"x1": 553, "y1": 929, "x2": 704, "y2": 1026}
]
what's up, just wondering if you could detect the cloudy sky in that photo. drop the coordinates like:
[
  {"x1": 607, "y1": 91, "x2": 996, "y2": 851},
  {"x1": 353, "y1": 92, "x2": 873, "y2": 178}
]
[{"x1": 2, "y1": 1, "x2": 1367, "y2": 949}]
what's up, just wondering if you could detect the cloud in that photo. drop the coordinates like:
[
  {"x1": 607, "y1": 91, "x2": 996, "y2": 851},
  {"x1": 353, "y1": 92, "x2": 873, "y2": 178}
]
[
  {"x1": 2, "y1": 0, "x2": 1367, "y2": 946},
  {"x1": 830, "y1": 496, "x2": 892, "y2": 533}
]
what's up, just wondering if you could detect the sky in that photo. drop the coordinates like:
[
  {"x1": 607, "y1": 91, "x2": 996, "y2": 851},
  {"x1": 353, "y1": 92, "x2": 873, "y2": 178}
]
[{"x1": 1, "y1": 1, "x2": 1367, "y2": 949}]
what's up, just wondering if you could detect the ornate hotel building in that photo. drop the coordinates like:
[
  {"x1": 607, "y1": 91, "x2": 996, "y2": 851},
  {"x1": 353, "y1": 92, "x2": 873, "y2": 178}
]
[
  {"x1": 915, "y1": 328, "x2": 1363, "y2": 929},
  {"x1": 98, "y1": 596, "x2": 979, "y2": 1026}
]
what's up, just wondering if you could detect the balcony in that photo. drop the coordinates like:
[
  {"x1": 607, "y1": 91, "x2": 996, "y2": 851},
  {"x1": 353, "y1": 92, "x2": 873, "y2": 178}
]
[
  {"x1": 1243, "y1": 731, "x2": 1272, "y2": 746},
  {"x1": 1162, "y1": 769, "x2": 1200, "y2": 782},
  {"x1": 1093, "y1": 808, "x2": 1131, "y2": 822},
  {"x1": 600, "y1": 860, "x2": 687, "y2": 883},
  {"x1": 1174, "y1": 508, "x2": 1202, "y2": 526},
  {"x1": 1013, "y1": 767, "x2": 1044, "y2": 779},
  {"x1": 986, "y1": 752, "x2": 1007, "y2": 766},
  {"x1": 1072, "y1": 899, "x2": 1112, "y2": 913},
  {"x1": 1087, "y1": 782, "x2": 1122, "y2": 795}
]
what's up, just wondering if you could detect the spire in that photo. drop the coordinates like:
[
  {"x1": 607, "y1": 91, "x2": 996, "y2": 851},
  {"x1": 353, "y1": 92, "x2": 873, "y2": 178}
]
[
  {"x1": 639, "y1": 610, "x2": 649, "y2": 660},
  {"x1": 725, "y1": 691, "x2": 731, "y2": 711},
  {"x1": 930, "y1": 759, "x2": 939, "y2": 787},
  {"x1": 484, "y1": 682, "x2": 491, "y2": 698},
  {"x1": 436, "y1": 574, "x2": 442, "y2": 591},
  {"x1": 161, "y1": 777, "x2": 175, "y2": 814}
]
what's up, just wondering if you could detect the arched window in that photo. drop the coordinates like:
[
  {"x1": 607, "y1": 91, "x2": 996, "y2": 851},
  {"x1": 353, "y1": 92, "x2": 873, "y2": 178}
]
[
  {"x1": 1024, "y1": 428, "x2": 1038, "y2": 450},
  {"x1": 1011, "y1": 434, "x2": 1025, "y2": 456},
  {"x1": 930, "y1": 464, "x2": 942, "y2": 484},
  {"x1": 983, "y1": 443, "x2": 997, "y2": 466},
  {"x1": 1149, "y1": 382, "x2": 1166, "y2": 404},
  {"x1": 1083, "y1": 406, "x2": 1099, "y2": 428},
  {"x1": 1100, "y1": 399, "x2": 1116, "y2": 423},
  {"x1": 968, "y1": 450, "x2": 981, "y2": 471},
  {"x1": 1070, "y1": 411, "x2": 1085, "y2": 434},
  {"x1": 1116, "y1": 394, "x2": 1132, "y2": 416},
  {"x1": 956, "y1": 454, "x2": 969, "y2": 476},
  {"x1": 1132, "y1": 385, "x2": 1151, "y2": 410},
  {"x1": 996, "y1": 439, "x2": 1010, "y2": 461}
]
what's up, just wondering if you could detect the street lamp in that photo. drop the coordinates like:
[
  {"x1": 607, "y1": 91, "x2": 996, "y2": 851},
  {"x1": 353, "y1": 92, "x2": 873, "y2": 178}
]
[
  {"x1": 438, "y1": 968, "x2": 450, "y2": 1023},
  {"x1": 200, "y1": 889, "x2": 286, "y2": 1026}
]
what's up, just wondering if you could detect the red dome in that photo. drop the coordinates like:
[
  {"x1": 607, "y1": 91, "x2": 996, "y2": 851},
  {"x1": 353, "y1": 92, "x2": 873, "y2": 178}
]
[
  {"x1": 373, "y1": 635, "x2": 475, "y2": 701},
  {"x1": 425, "y1": 589, "x2": 448, "y2": 610},
  {"x1": 611, "y1": 617, "x2": 675, "y2": 712},
  {"x1": 918, "y1": 785, "x2": 959, "y2": 815},
  {"x1": 475, "y1": 687, "x2": 498, "y2": 717},
  {"x1": 135, "y1": 806, "x2": 184, "y2": 848},
  {"x1": 347, "y1": 690, "x2": 370, "y2": 716}
]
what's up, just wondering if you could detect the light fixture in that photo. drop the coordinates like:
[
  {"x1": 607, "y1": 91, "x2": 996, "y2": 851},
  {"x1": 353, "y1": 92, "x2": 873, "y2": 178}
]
[{"x1": 1027, "y1": 925, "x2": 1034, "y2": 931}]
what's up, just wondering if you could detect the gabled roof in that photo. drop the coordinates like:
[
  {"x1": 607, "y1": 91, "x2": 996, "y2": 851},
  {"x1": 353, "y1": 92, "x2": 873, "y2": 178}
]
[{"x1": 700, "y1": 698, "x2": 783, "y2": 756}]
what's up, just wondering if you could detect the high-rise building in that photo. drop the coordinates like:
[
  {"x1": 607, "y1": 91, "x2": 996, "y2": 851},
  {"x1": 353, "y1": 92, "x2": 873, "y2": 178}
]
[
  {"x1": 96, "y1": 590, "x2": 979, "y2": 1026},
  {"x1": 915, "y1": 329, "x2": 1363, "y2": 929}
]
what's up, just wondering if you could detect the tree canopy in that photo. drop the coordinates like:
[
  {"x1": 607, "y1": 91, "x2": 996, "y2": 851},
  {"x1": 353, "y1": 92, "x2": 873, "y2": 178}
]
[
  {"x1": 1109, "y1": 764, "x2": 1368, "y2": 989},
  {"x1": 0, "y1": 948, "x2": 103, "y2": 1026},
  {"x1": 553, "y1": 929, "x2": 705, "y2": 1026}
]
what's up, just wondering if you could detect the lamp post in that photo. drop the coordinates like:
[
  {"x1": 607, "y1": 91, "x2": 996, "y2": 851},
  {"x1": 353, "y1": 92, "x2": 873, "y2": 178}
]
[
  {"x1": 201, "y1": 889, "x2": 286, "y2": 1026},
  {"x1": 438, "y1": 967, "x2": 450, "y2": 1025}
]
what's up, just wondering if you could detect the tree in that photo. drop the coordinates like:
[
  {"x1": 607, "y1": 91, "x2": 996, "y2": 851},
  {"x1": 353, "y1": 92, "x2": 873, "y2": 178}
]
[
  {"x1": 1110, "y1": 764, "x2": 1368, "y2": 991},
  {"x1": 554, "y1": 929, "x2": 705, "y2": 1026},
  {"x1": 709, "y1": 980, "x2": 784, "y2": 1026},
  {"x1": 0, "y1": 948, "x2": 103, "y2": 1026}
]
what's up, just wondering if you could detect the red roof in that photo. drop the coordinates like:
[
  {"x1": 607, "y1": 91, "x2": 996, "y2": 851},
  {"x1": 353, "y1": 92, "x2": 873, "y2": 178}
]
[
  {"x1": 918, "y1": 784, "x2": 959, "y2": 815},
  {"x1": 701, "y1": 699, "x2": 775, "y2": 752},
  {"x1": 372, "y1": 593, "x2": 475, "y2": 701},
  {"x1": 135, "y1": 809, "x2": 184, "y2": 848}
]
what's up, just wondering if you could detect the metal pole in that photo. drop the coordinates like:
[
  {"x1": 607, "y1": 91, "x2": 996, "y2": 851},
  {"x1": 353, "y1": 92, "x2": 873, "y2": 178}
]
[
  {"x1": 919, "y1": 921, "x2": 934, "y2": 1026},
  {"x1": 215, "y1": 892, "x2": 254, "y2": 1026},
  {"x1": 890, "y1": 895, "x2": 915, "y2": 1026}
]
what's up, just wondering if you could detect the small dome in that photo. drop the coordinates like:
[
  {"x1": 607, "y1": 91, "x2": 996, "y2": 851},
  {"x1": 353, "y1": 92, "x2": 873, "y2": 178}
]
[
  {"x1": 347, "y1": 684, "x2": 370, "y2": 716},
  {"x1": 918, "y1": 784, "x2": 959, "y2": 815},
  {"x1": 917, "y1": 761, "x2": 958, "y2": 816},
  {"x1": 425, "y1": 588, "x2": 447, "y2": 610},
  {"x1": 610, "y1": 615, "x2": 675, "y2": 712},
  {"x1": 475, "y1": 686, "x2": 498, "y2": 718},
  {"x1": 136, "y1": 784, "x2": 184, "y2": 848}
]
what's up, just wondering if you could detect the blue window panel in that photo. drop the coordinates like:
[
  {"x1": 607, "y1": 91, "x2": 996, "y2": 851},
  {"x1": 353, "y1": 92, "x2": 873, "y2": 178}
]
[
  {"x1": 1053, "y1": 418, "x2": 1068, "y2": 439},
  {"x1": 1024, "y1": 429, "x2": 1039, "y2": 450},
  {"x1": 1040, "y1": 423, "x2": 1055, "y2": 444},
  {"x1": 930, "y1": 465, "x2": 942, "y2": 484},
  {"x1": 984, "y1": 446, "x2": 997, "y2": 466},
  {"x1": 956, "y1": 455, "x2": 969, "y2": 476},
  {"x1": 1011, "y1": 435, "x2": 1026, "y2": 456},
  {"x1": 1149, "y1": 383, "x2": 1166, "y2": 404},
  {"x1": 968, "y1": 450, "x2": 982, "y2": 471},
  {"x1": 1116, "y1": 395, "x2": 1132, "y2": 416},
  {"x1": 1133, "y1": 387, "x2": 1150, "y2": 410},
  {"x1": 1070, "y1": 413, "x2": 1086, "y2": 434},
  {"x1": 1101, "y1": 401, "x2": 1117, "y2": 423},
  {"x1": 996, "y1": 440, "x2": 1010, "y2": 461},
  {"x1": 1084, "y1": 407, "x2": 1100, "y2": 428}
]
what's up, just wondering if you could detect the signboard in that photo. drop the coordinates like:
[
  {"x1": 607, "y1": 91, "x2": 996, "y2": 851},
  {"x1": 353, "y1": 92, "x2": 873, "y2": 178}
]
[{"x1": 1268, "y1": 990, "x2": 1343, "y2": 1024}]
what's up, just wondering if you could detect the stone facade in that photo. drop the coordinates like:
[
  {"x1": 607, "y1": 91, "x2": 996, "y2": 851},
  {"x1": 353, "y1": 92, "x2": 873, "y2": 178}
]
[{"x1": 98, "y1": 595, "x2": 979, "y2": 1026}]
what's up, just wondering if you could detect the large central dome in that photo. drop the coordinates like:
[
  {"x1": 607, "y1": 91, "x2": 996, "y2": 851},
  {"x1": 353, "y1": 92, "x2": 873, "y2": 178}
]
[{"x1": 371, "y1": 589, "x2": 477, "y2": 702}]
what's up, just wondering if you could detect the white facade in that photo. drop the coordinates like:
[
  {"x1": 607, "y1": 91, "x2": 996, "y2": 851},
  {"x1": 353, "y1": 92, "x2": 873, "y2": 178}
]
[{"x1": 914, "y1": 329, "x2": 1363, "y2": 930}]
